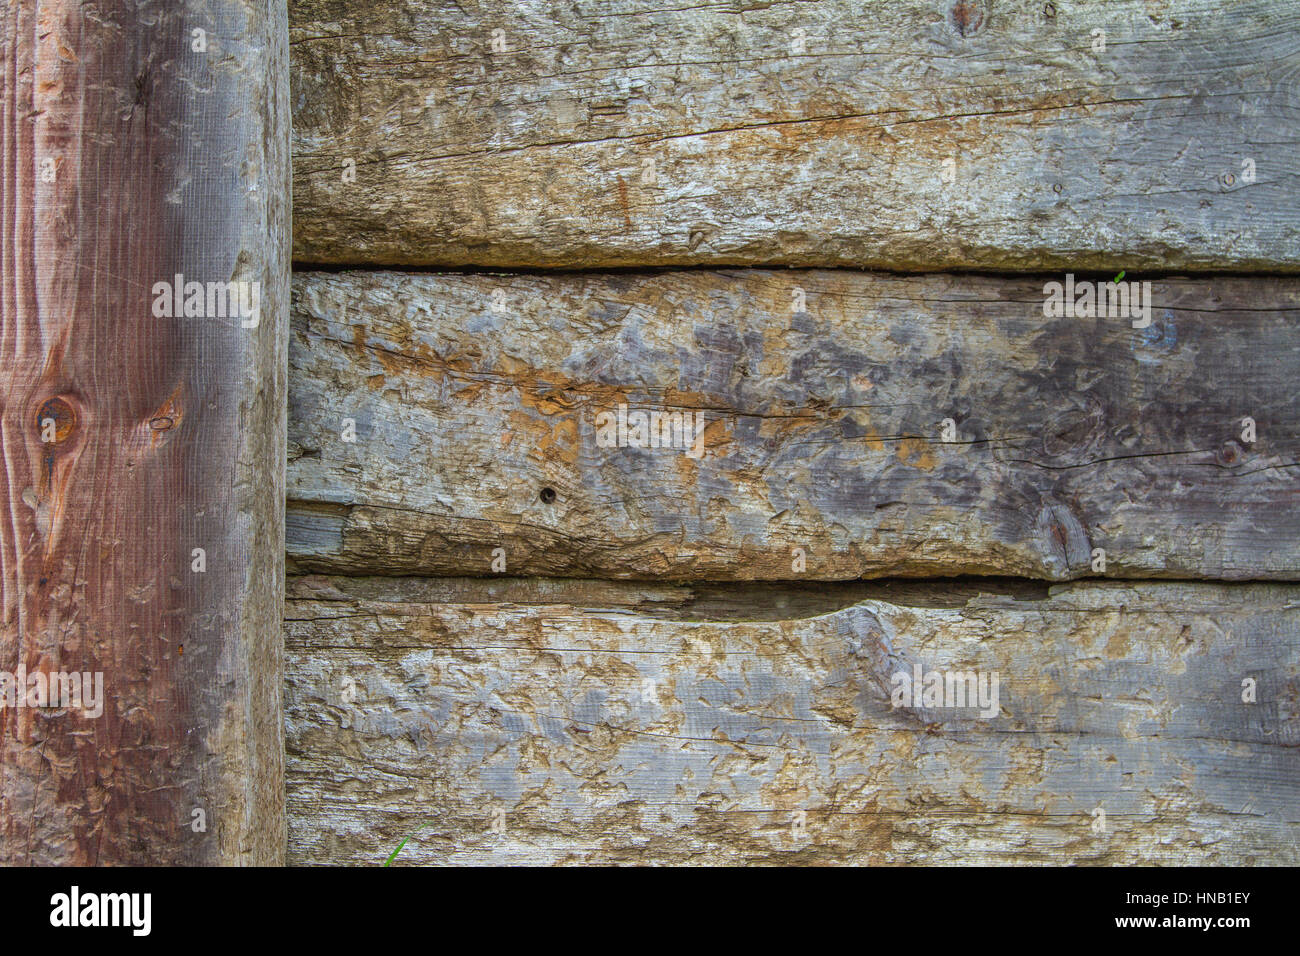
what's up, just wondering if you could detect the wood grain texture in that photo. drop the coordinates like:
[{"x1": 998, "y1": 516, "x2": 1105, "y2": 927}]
[
  {"x1": 289, "y1": 0, "x2": 1300, "y2": 271},
  {"x1": 0, "y1": 1, "x2": 288, "y2": 864},
  {"x1": 285, "y1": 576, "x2": 1300, "y2": 865},
  {"x1": 287, "y1": 269, "x2": 1300, "y2": 582}
]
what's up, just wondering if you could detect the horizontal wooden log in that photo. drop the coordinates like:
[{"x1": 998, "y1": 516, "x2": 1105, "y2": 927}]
[
  {"x1": 289, "y1": 0, "x2": 1300, "y2": 270},
  {"x1": 285, "y1": 577, "x2": 1300, "y2": 865},
  {"x1": 287, "y1": 270, "x2": 1300, "y2": 581}
]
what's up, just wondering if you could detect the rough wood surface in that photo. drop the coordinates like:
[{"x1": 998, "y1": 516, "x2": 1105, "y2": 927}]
[
  {"x1": 285, "y1": 576, "x2": 1300, "y2": 865},
  {"x1": 289, "y1": 0, "x2": 1300, "y2": 271},
  {"x1": 287, "y1": 269, "x2": 1300, "y2": 582},
  {"x1": 0, "y1": 1, "x2": 288, "y2": 864}
]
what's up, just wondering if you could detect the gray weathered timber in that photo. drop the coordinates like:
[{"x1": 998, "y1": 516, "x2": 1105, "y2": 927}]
[
  {"x1": 0, "y1": 2, "x2": 288, "y2": 863},
  {"x1": 285, "y1": 576, "x2": 1300, "y2": 865},
  {"x1": 287, "y1": 270, "x2": 1300, "y2": 581},
  {"x1": 289, "y1": 0, "x2": 1300, "y2": 271}
]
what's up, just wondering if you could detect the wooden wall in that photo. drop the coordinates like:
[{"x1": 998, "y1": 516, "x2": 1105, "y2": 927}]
[{"x1": 285, "y1": 0, "x2": 1300, "y2": 865}]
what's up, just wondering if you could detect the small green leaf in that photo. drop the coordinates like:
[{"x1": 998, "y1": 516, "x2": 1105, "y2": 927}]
[
  {"x1": 383, "y1": 836, "x2": 411, "y2": 867},
  {"x1": 383, "y1": 822, "x2": 433, "y2": 866}
]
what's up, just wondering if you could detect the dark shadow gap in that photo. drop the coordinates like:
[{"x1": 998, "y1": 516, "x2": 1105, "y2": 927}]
[
  {"x1": 286, "y1": 573, "x2": 1074, "y2": 621},
  {"x1": 291, "y1": 260, "x2": 1300, "y2": 282}
]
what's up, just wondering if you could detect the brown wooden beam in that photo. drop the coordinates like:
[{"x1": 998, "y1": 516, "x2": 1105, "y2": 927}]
[
  {"x1": 286, "y1": 269, "x2": 1300, "y2": 583},
  {"x1": 288, "y1": 0, "x2": 1300, "y2": 272},
  {"x1": 285, "y1": 576, "x2": 1300, "y2": 865},
  {"x1": 0, "y1": 0, "x2": 288, "y2": 864}
]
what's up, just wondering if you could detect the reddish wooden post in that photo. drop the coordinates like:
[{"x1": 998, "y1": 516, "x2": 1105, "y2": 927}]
[{"x1": 0, "y1": 1, "x2": 288, "y2": 863}]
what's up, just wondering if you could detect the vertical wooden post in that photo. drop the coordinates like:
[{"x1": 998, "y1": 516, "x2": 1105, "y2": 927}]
[{"x1": 0, "y1": 1, "x2": 288, "y2": 863}]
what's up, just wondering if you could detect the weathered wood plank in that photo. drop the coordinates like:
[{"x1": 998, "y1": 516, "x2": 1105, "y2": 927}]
[
  {"x1": 289, "y1": 0, "x2": 1300, "y2": 270},
  {"x1": 287, "y1": 270, "x2": 1300, "y2": 581},
  {"x1": 0, "y1": 1, "x2": 289, "y2": 863},
  {"x1": 285, "y1": 577, "x2": 1300, "y2": 865}
]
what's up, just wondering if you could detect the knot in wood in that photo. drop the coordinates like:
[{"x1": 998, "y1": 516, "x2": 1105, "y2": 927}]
[
  {"x1": 35, "y1": 396, "x2": 77, "y2": 444},
  {"x1": 1218, "y1": 439, "x2": 1244, "y2": 466}
]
